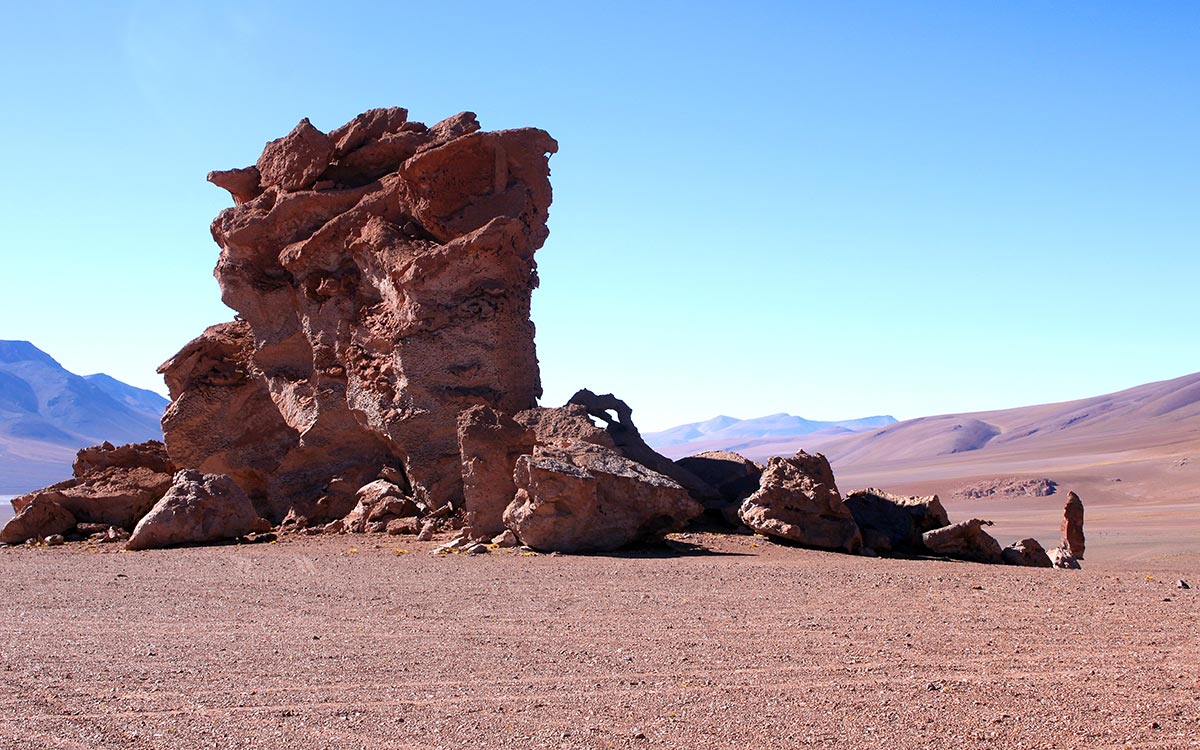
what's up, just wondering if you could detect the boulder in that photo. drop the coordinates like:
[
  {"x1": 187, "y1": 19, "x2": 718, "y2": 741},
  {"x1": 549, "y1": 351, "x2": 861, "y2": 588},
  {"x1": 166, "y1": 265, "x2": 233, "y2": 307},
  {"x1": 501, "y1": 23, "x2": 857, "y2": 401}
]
[
  {"x1": 675, "y1": 451, "x2": 763, "y2": 525},
  {"x1": 514, "y1": 403, "x2": 617, "y2": 449},
  {"x1": 127, "y1": 470, "x2": 271, "y2": 551},
  {"x1": 1048, "y1": 547, "x2": 1081, "y2": 569},
  {"x1": 1061, "y1": 491, "x2": 1085, "y2": 559},
  {"x1": 342, "y1": 479, "x2": 417, "y2": 533},
  {"x1": 256, "y1": 118, "x2": 335, "y2": 191},
  {"x1": 921, "y1": 519, "x2": 1003, "y2": 564},
  {"x1": 0, "y1": 495, "x2": 75, "y2": 544},
  {"x1": 1001, "y1": 538, "x2": 1053, "y2": 567},
  {"x1": 457, "y1": 405, "x2": 533, "y2": 540},
  {"x1": 503, "y1": 442, "x2": 703, "y2": 553},
  {"x1": 843, "y1": 488, "x2": 949, "y2": 554},
  {"x1": 737, "y1": 452, "x2": 862, "y2": 553}
]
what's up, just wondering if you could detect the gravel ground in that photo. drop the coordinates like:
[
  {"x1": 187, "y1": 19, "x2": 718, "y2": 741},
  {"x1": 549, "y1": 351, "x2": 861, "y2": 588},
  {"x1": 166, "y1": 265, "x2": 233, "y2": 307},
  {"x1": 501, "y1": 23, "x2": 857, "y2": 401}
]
[{"x1": 1, "y1": 532, "x2": 1197, "y2": 749}]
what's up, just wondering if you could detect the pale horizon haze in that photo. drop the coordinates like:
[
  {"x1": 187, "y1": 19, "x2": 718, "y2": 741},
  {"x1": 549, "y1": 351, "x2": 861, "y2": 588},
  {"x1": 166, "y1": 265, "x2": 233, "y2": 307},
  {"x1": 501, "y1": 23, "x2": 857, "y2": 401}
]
[{"x1": 1, "y1": 1, "x2": 1196, "y2": 432}]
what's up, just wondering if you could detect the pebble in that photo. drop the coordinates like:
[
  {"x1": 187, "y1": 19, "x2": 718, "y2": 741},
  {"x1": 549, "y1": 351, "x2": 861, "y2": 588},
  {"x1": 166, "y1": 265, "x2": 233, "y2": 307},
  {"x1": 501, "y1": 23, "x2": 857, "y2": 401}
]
[
  {"x1": 44, "y1": 534, "x2": 65, "y2": 546},
  {"x1": 1176, "y1": 580, "x2": 1190, "y2": 590}
]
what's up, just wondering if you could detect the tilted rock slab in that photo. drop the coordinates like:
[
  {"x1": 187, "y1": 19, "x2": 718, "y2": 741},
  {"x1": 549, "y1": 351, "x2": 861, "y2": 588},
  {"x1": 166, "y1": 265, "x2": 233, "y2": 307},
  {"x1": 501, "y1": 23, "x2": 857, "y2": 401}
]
[
  {"x1": 1061, "y1": 491, "x2": 1085, "y2": 559},
  {"x1": 162, "y1": 107, "x2": 556, "y2": 521},
  {"x1": 843, "y1": 487, "x2": 949, "y2": 555},
  {"x1": 738, "y1": 452, "x2": 863, "y2": 554},
  {"x1": 676, "y1": 450, "x2": 764, "y2": 525},
  {"x1": 922, "y1": 519, "x2": 1003, "y2": 564},
  {"x1": 127, "y1": 470, "x2": 270, "y2": 551},
  {"x1": 503, "y1": 441, "x2": 703, "y2": 553}
]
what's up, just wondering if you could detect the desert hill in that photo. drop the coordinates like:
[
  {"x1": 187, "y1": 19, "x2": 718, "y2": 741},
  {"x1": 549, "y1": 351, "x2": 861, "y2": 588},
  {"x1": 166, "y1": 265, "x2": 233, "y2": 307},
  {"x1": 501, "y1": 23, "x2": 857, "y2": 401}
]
[
  {"x1": 644, "y1": 412, "x2": 896, "y2": 457},
  {"x1": 0, "y1": 341, "x2": 167, "y2": 493}
]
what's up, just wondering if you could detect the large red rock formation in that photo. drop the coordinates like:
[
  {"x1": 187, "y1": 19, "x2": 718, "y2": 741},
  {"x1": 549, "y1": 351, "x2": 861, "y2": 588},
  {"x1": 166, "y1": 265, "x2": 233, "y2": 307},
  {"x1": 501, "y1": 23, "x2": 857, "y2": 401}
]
[
  {"x1": 738, "y1": 452, "x2": 863, "y2": 553},
  {"x1": 1061, "y1": 491, "x2": 1085, "y2": 559},
  {"x1": 164, "y1": 107, "x2": 556, "y2": 523}
]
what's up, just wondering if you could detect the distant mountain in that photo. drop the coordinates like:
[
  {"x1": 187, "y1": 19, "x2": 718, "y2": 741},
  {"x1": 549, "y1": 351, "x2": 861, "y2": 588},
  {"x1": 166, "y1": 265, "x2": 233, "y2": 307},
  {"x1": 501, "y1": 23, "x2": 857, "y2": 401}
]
[
  {"x1": 644, "y1": 412, "x2": 898, "y2": 458},
  {"x1": 0, "y1": 340, "x2": 168, "y2": 493}
]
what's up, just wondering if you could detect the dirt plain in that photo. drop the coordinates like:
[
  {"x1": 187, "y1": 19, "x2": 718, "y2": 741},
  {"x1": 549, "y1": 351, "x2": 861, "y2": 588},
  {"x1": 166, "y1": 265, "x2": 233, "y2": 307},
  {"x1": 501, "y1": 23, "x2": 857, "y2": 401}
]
[{"x1": 2, "y1": 529, "x2": 1197, "y2": 750}]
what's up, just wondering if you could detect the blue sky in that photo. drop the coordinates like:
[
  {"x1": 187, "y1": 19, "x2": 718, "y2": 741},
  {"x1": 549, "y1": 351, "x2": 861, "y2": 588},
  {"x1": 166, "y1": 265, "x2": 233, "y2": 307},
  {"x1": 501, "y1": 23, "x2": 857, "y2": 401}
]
[{"x1": 2, "y1": 1, "x2": 1196, "y2": 431}]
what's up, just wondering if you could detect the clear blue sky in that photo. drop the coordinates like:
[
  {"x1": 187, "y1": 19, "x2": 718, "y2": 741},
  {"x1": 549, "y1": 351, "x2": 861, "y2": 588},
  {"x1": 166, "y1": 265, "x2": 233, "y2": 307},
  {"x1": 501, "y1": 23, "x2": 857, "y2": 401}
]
[{"x1": 2, "y1": 1, "x2": 1196, "y2": 431}]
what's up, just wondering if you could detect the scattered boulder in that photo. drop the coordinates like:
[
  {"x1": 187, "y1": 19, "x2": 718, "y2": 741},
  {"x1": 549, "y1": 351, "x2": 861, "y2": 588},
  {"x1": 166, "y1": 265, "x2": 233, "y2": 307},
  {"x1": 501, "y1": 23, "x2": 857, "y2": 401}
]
[
  {"x1": 676, "y1": 451, "x2": 763, "y2": 525},
  {"x1": 921, "y1": 519, "x2": 1003, "y2": 564},
  {"x1": 1061, "y1": 491, "x2": 1085, "y2": 559},
  {"x1": 457, "y1": 405, "x2": 533, "y2": 540},
  {"x1": 1001, "y1": 538, "x2": 1053, "y2": 567},
  {"x1": 738, "y1": 452, "x2": 862, "y2": 554},
  {"x1": 342, "y1": 479, "x2": 417, "y2": 533},
  {"x1": 0, "y1": 495, "x2": 75, "y2": 545},
  {"x1": 1048, "y1": 547, "x2": 1081, "y2": 570},
  {"x1": 127, "y1": 470, "x2": 271, "y2": 551},
  {"x1": 954, "y1": 476, "x2": 1056, "y2": 500},
  {"x1": 843, "y1": 488, "x2": 949, "y2": 555},
  {"x1": 503, "y1": 442, "x2": 703, "y2": 553}
]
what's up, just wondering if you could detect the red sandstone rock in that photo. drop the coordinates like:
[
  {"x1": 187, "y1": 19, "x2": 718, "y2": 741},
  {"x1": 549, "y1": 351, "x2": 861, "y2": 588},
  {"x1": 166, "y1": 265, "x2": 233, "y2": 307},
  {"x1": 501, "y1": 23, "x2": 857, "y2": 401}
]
[
  {"x1": 1001, "y1": 538, "x2": 1053, "y2": 568},
  {"x1": 342, "y1": 479, "x2": 416, "y2": 533},
  {"x1": 457, "y1": 405, "x2": 533, "y2": 541},
  {"x1": 514, "y1": 404, "x2": 617, "y2": 449},
  {"x1": 206, "y1": 167, "x2": 263, "y2": 205},
  {"x1": 503, "y1": 442, "x2": 703, "y2": 553},
  {"x1": 0, "y1": 495, "x2": 75, "y2": 544},
  {"x1": 256, "y1": 118, "x2": 335, "y2": 192},
  {"x1": 843, "y1": 488, "x2": 949, "y2": 555},
  {"x1": 127, "y1": 470, "x2": 271, "y2": 551},
  {"x1": 738, "y1": 452, "x2": 863, "y2": 554},
  {"x1": 195, "y1": 108, "x2": 557, "y2": 521},
  {"x1": 1061, "y1": 491, "x2": 1085, "y2": 559},
  {"x1": 921, "y1": 519, "x2": 1003, "y2": 564}
]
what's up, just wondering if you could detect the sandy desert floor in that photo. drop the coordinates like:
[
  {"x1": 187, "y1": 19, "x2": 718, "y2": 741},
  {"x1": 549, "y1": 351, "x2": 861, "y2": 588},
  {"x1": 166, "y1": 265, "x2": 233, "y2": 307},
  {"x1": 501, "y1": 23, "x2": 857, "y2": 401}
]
[{"x1": 1, "y1": 532, "x2": 1197, "y2": 750}]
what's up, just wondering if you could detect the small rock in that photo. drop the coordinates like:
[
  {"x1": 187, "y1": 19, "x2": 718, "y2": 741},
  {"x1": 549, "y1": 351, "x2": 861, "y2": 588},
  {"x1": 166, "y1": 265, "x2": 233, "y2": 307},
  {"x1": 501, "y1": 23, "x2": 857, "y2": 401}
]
[
  {"x1": 491, "y1": 529, "x2": 519, "y2": 548},
  {"x1": 102, "y1": 527, "x2": 131, "y2": 544},
  {"x1": 43, "y1": 534, "x2": 65, "y2": 546},
  {"x1": 466, "y1": 543, "x2": 489, "y2": 554},
  {"x1": 417, "y1": 521, "x2": 436, "y2": 542},
  {"x1": 1177, "y1": 580, "x2": 1190, "y2": 590}
]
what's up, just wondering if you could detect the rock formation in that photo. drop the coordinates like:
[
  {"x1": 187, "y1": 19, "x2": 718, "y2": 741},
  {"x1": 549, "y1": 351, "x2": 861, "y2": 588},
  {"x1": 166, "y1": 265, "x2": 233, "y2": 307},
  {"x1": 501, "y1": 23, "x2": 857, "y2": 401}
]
[
  {"x1": 0, "y1": 441, "x2": 175, "y2": 544},
  {"x1": 1061, "y1": 491, "x2": 1085, "y2": 559},
  {"x1": 164, "y1": 107, "x2": 557, "y2": 526},
  {"x1": 503, "y1": 442, "x2": 703, "y2": 552},
  {"x1": 738, "y1": 452, "x2": 863, "y2": 553},
  {"x1": 1001, "y1": 538, "x2": 1053, "y2": 568},
  {"x1": 921, "y1": 519, "x2": 1003, "y2": 564},
  {"x1": 1048, "y1": 547, "x2": 1081, "y2": 569},
  {"x1": 676, "y1": 451, "x2": 763, "y2": 525},
  {"x1": 457, "y1": 405, "x2": 534, "y2": 540},
  {"x1": 127, "y1": 470, "x2": 271, "y2": 550},
  {"x1": 843, "y1": 488, "x2": 949, "y2": 555}
]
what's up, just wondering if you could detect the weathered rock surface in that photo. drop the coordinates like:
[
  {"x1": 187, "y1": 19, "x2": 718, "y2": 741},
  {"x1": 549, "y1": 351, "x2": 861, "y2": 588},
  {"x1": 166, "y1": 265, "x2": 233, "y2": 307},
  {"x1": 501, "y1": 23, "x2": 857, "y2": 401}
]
[
  {"x1": 1048, "y1": 546, "x2": 1081, "y2": 569},
  {"x1": 738, "y1": 452, "x2": 862, "y2": 553},
  {"x1": 921, "y1": 519, "x2": 1003, "y2": 564},
  {"x1": 341, "y1": 479, "x2": 417, "y2": 533},
  {"x1": 1001, "y1": 537, "x2": 1053, "y2": 567},
  {"x1": 843, "y1": 488, "x2": 949, "y2": 555},
  {"x1": 127, "y1": 470, "x2": 271, "y2": 551},
  {"x1": 514, "y1": 403, "x2": 616, "y2": 449},
  {"x1": 169, "y1": 108, "x2": 557, "y2": 523},
  {"x1": 675, "y1": 451, "x2": 763, "y2": 525},
  {"x1": 1, "y1": 441, "x2": 175, "y2": 543},
  {"x1": 458, "y1": 405, "x2": 533, "y2": 540},
  {"x1": 568, "y1": 390, "x2": 712, "y2": 500},
  {"x1": 503, "y1": 441, "x2": 703, "y2": 553},
  {"x1": 1061, "y1": 491, "x2": 1085, "y2": 559}
]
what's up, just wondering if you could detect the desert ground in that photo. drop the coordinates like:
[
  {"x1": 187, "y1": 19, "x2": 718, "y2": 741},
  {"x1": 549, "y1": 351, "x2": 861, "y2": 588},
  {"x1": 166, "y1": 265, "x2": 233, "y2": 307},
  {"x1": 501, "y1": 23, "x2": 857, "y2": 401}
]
[{"x1": 2, "y1": 531, "x2": 1197, "y2": 750}]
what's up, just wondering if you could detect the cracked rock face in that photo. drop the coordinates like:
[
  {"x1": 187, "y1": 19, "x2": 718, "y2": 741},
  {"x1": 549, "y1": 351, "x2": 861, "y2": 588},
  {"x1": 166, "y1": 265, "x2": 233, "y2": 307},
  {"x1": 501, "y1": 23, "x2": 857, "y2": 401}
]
[
  {"x1": 738, "y1": 452, "x2": 863, "y2": 554},
  {"x1": 165, "y1": 108, "x2": 557, "y2": 521}
]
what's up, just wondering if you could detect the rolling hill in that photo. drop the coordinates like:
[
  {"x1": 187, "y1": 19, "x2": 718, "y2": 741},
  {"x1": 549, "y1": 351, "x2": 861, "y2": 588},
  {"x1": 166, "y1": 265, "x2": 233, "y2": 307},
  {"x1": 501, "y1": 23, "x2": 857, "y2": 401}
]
[
  {"x1": 0, "y1": 341, "x2": 168, "y2": 493},
  {"x1": 644, "y1": 413, "x2": 897, "y2": 458}
]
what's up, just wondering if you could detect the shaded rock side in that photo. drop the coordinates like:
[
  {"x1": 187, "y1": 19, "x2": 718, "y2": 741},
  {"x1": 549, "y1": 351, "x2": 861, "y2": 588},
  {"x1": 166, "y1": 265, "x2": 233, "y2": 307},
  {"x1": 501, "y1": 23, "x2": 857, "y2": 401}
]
[
  {"x1": 1061, "y1": 491, "x2": 1085, "y2": 559},
  {"x1": 738, "y1": 452, "x2": 862, "y2": 553},
  {"x1": 921, "y1": 519, "x2": 1003, "y2": 564},
  {"x1": 127, "y1": 470, "x2": 271, "y2": 551},
  {"x1": 567, "y1": 389, "x2": 712, "y2": 500},
  {"x1": 1001, "y1": 538, "x2": 1053, "y2": 567},
  {"x1": 1, "y1": 440, "x2": 175, "y2": 543},
  {"x1": 158, "y1": 320, "x2": 394, "y2": 524},
  {"x1": 198, "y1": 108, "x2": 557, "y2": 515},
  {"x1": 1048, "y1": 547, "x2": 1081, "y2": 569},
  {"x1": 458, "y1": 404, "x2": 533, "y2": 540},
  {"x1": 675, "y1": 450, "x2": 763, "y2": 525},
  {"x1": 503, "y1": 442, "x2": 703, "y2": 553},
  {"x1": 843, "y1": 487, "x2": 949, "y2": 555}
]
